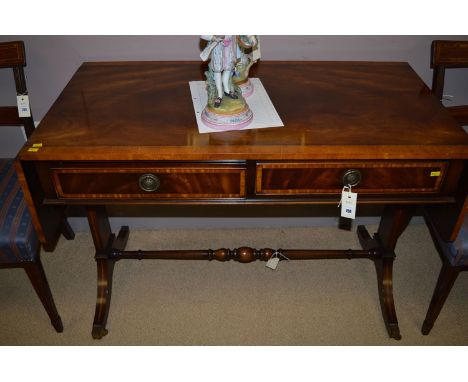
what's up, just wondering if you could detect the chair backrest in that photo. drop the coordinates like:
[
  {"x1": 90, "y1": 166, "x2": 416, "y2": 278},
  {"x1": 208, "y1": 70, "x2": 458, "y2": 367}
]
[
  {"x1": 0, "y1": 40, "x2": 35, "y2": 138},
  {"x1": 430, "y1": 40, "x2": 468, "y2": 127}
]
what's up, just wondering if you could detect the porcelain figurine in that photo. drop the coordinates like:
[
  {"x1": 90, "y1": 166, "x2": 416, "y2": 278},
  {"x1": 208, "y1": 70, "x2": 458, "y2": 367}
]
[
  {"x1": 233, "y1": 35, "x2": 259, "y2": 97},
  {"x1": 200, "y1": 35, "x2": 258, "y2": 130}
]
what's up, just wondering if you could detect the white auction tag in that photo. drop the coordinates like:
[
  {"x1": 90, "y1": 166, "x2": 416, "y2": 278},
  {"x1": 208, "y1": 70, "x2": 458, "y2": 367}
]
[
  {"x1": 341, "y1": 189, "x2": 357, "y2": 219},
  {"x1": 17, "y1": 95, "x2": 31, "y2": 117},
  {"x1": 265, "y1": 251, "x2": 289, "y2": 270},
  {"x1": 265, "y1": 256, "x2": 280, "y2": 270}
]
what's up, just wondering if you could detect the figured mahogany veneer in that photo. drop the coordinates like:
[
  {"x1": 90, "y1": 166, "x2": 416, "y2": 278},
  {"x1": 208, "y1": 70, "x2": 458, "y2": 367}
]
[
  {"x1": 51, "y1": 164, "x2": 246, "y2": 199},
  {"x1": 35, "y1": 159, "x2": 455, "y2": 204},
  {"x1": 17, "y1": 61, "x2": 468, "y2": 162},
  {"x1": 256, "y1": 161, "x2": 448, "y2": 195},
  {"x1": 14, "y1": 61, "x2": 468, "y2": 340}
]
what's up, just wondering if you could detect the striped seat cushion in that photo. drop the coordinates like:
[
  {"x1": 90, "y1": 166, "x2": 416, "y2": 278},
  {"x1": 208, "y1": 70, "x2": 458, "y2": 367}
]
[
  {"x1": 0, "y1": 158, "x2": 38, "y2": 263},
  {"x1": 447, "y1": 216, "x2": 468, "y2": 266}
]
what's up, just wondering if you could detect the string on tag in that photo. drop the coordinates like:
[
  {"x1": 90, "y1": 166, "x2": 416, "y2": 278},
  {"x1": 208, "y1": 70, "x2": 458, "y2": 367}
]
[
  {"x1": 442, "y1": 94, "x2": 454, "y2": 102},
  {"x1": 338, "y1": 185, "x2": 352, "y2": 208},
  {"x1": 272, "y1": 250, "x2": 290, "y2": 261}
]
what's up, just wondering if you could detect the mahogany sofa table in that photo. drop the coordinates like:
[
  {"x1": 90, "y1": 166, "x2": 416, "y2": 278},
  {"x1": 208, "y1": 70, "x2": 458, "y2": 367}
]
[{"x1": 15, "y1": 61, "x2": 468, "y2": 340}]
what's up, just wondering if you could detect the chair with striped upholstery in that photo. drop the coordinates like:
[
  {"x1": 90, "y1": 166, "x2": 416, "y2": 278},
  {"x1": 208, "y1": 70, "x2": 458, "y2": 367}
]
[
  {"x1": 0, "y1": 40, "x2": 74, "y2": 332},
  {"x1": 421, "y1": 40, "x2": 468, "y2": 335}
]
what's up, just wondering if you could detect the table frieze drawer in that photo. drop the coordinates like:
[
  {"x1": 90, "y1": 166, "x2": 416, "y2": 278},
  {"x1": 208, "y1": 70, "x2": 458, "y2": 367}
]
[
  {"x1": 256, "y1": 161, "x2": 448, "y2": 195},
  {"x1": 51, "y1": 166, "x2": 246, "y2": 199}
]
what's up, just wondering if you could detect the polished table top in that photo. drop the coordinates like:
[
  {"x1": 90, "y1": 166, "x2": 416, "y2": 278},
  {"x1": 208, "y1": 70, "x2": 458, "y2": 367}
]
[{"x1": 19, "y1": 61, "x2": 468, "y2": 162}]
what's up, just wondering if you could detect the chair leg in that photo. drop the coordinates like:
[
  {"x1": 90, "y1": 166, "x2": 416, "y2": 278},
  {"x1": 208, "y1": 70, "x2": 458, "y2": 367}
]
[
  {"x1": 23, "y1": 258, "x2": 63, "y2": 333},
  {"x1": 421, "y1": 262, "x2": 460, "y2": 335}
]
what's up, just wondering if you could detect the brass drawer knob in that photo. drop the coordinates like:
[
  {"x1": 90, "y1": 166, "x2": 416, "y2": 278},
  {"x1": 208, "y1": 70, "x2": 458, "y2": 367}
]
[
  {"x1": 139, "y1": 173, "x2": 160, "y2": 192},
  {"x1": 342, "y1": 169, "x2": 361, "y2": 187}
]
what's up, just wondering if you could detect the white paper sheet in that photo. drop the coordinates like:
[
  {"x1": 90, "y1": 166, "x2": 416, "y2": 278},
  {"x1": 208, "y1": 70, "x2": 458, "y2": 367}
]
[{"x1": 189, "y1": 78, "x2": 284, "y2": 134}]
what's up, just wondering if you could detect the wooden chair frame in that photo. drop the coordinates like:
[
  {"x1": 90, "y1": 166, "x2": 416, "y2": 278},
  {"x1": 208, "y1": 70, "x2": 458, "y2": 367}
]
[
  {"x1": 422, "y1": 40, "x2": 468, "y2": 335},
  {"x1": 0, "y1": 40, "x2": 74, "y2": 332}
]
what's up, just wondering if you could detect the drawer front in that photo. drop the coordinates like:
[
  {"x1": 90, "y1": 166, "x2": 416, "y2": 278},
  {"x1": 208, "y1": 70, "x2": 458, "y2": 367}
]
[
  {"x1": 256, "y1": 161, "x2": 448, "y2": 195},
  {"x1": 52, "y1": 165, "x2": 246, "y2": 199}
]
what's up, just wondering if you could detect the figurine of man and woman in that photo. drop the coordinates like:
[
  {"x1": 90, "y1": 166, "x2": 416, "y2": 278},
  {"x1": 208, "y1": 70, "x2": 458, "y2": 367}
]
[{"x1": 200, "y1": 35, "x2": 257, "y2": 108}]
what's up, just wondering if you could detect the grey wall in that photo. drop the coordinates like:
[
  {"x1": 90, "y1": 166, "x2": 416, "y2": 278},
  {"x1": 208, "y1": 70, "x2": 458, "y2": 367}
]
[{"x1": 1, "y1": 35, "x2": 466, "y2": 230}]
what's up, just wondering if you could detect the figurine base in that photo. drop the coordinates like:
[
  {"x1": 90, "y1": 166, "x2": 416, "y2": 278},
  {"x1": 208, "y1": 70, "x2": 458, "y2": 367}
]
[
  {"x1": 189, "y1": 78, "x2": 284, "y2": 134},
  {"x1": 201, "y1": 105, "x2": 253, "y2": 130},
  {"x1": 237, "y1": 79, "x2": 254, "y2": 97}
]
